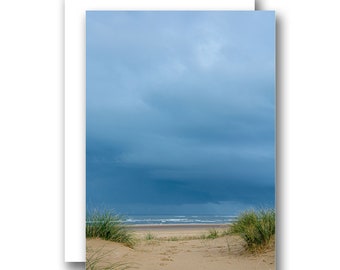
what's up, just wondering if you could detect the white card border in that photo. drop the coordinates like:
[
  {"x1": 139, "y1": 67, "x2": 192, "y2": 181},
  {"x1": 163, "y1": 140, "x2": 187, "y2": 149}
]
[{"x1": 64, "y1": 0, "x2": 255, "y2": 262}]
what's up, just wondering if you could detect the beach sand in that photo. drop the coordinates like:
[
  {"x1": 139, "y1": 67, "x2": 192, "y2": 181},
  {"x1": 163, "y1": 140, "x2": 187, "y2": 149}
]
[{"x1": 86, "y1": 224, "x2": 275, "y2": 270}]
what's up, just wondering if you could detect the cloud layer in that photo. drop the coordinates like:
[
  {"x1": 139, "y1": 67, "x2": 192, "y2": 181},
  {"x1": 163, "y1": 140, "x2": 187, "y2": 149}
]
[{"x1": 86, "y1": 11, "x2": 275, "y2": 213}]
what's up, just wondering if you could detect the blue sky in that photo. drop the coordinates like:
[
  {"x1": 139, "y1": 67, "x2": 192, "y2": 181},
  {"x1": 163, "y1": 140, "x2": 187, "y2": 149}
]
[{"x1": 86, "y1": 11, "x2": 275, "y2": 215}]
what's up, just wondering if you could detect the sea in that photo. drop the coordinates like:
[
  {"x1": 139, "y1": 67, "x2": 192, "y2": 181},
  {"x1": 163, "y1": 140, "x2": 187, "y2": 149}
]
[
  {"x1": 121, "y1": 215, "x2": 238, "y2": 225},
  {"x1": 87, "y1": 201, "x2": 273, "y2": 225}
]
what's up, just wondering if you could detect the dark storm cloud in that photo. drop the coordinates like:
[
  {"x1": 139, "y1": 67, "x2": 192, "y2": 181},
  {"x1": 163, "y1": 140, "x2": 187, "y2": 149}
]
[{"x1": 86, "y1": 11, "x2": 275, "y2": 208}]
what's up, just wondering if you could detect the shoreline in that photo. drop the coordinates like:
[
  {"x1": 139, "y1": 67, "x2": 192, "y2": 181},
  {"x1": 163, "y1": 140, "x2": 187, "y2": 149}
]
[{"x1": 127, "y1": 223, "x2": 230, "y2": 231}]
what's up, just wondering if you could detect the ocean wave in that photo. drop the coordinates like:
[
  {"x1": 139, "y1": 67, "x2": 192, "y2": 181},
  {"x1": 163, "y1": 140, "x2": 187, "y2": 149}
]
[{"x1": 123, "y1": 215, "x2": 237, "y2": 225}]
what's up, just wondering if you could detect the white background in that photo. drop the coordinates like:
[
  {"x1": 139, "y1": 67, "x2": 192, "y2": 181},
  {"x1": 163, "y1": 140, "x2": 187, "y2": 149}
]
[{"x1": 1, "y1": 0, "x2": 340, "y2": 269}]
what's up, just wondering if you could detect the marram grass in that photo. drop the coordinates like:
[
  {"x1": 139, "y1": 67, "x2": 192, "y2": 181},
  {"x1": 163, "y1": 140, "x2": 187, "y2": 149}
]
[
  {"x1": 145, "y1": 232, "x2": 155, "y2": 240},
  {"x1": 228, "y1": 209, "x2": 275, "y2": 252},
  {"x1": 86, "y1": 210, "x2": 135, "y2": 248},
  {"x1": 86, "y1": 246, "x2": 131, "y2": 270},
  {"x1": 206, "y1": 229, "x2": 219, "y2": 239}
]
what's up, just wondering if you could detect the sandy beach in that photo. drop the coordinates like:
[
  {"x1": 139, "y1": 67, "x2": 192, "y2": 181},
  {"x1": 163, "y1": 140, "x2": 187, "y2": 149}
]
[{"x1": 87, "y1": 224, "x2": 275, "y2": 270}]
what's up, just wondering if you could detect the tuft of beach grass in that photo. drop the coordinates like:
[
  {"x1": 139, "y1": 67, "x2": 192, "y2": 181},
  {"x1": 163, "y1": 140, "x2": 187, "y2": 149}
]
[
  {"x1": 144, "y1": 232, "x2": 155, "y2": 241},
  {"x1": 86, "y1": 246, "x2": 132, "y2": 270},
  {"x1": 206, "y1": 229, "x2": 219, "y2": 239},
  {"x1": 86, "y1": 210, "x2": 135, "y2": 248},
  {"x1": 228, "y1": 209, "x2": 275, "y2": 252}
]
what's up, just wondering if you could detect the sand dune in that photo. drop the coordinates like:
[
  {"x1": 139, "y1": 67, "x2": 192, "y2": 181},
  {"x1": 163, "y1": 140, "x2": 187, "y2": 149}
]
[{"x1": 87, "y1": 225, "x2": 275, "y2": 270}]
